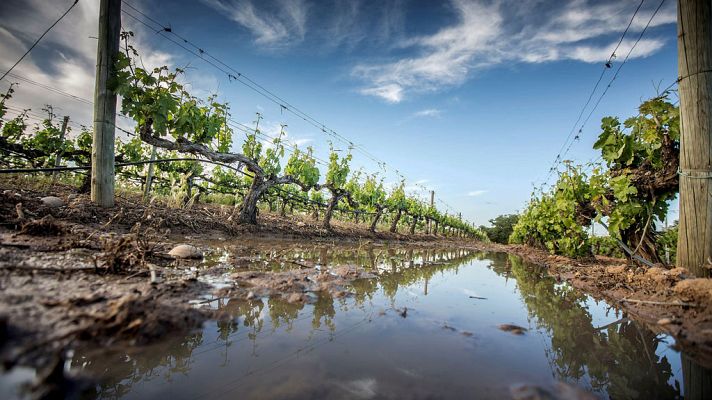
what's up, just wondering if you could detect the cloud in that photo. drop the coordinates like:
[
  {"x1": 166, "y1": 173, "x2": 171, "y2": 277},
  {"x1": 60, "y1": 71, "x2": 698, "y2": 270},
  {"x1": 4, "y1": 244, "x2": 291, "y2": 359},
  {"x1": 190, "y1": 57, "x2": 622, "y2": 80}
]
[
  {"x1": 353, "y1": 0, "x2": 502, "y2": 103},
  {"x1": 201, "y1": 0, "x2": 309, "y2": 47},
  {"x1": 413, "y1": 108, "x2": 442, "y2": 118},
  {"x1": 0, "y1": 0, "x2": 171, "y2": 139},
  {"x1": 354, "y1": 0, "x2": 675, "y2": 102},
  {"x1": 336, "y1": 378, "x2": 378, "y2": 399},
  {"x1": 467, "y1": 190, "x2": 488, "y2": 197},
  {"x1": 358, "y1": 83, "x2": 404, "y2": 103},
  {"x1": 565, "y1": 38, "x2": 664, "y2": 63}
]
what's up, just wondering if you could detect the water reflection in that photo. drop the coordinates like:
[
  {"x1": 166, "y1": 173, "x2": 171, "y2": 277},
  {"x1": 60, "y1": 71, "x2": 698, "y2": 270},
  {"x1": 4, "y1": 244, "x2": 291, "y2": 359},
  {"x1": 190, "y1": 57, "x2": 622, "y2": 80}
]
[
  {"x1": 503, "y1": 255, "x2": 680, "y2": 399},
  {"x1": 71, "y1": 247, "x2": 709, "y2": 399}
]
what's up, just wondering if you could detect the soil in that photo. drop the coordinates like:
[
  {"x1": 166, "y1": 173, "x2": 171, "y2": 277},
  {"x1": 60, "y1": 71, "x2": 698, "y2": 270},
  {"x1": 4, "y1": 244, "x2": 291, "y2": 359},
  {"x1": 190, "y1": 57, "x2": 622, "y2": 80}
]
[{"x1": 1, "y1": 176, "x2": 711, "y2": 398}]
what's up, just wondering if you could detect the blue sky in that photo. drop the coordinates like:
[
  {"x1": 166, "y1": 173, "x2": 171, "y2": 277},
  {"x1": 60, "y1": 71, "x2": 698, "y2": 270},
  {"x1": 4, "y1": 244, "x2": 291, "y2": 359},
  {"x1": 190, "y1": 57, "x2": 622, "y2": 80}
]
[{"x1": 0, "y1": 0, "x2": 678, "y2": 225}]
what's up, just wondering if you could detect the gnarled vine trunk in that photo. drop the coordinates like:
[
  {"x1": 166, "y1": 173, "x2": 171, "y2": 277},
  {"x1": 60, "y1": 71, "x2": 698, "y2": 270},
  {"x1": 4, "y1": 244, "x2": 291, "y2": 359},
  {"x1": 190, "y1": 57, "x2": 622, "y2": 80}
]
[
  {"x1": 323, "y1": 194, "x2": 341, "y2": 230},
  {"x1": 280, "y1": 199, "x2": 287, "y2": 217},
  {"x1": 237, "y1": 176, "x2": 267, "y2": 225},
  {"x1": 621, "y1": 224, "x2": 662, "y2": 265},
  {"x1": 369, "y1": 207, "x2": 383, "y2": 232},
  {"x1": 409, "y1": 216, "x2": 419, "y2": 235},
  {"x1": 390, "y1": 209, "x2": 402, "y2": 233}
]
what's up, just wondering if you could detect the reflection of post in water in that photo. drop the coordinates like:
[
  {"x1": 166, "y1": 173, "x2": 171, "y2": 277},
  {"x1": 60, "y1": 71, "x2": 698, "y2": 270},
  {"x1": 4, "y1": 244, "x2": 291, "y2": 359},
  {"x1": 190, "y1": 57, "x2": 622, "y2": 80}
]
[
  {"x1": 319, "y1": 247, "x2": 329, "y2": 268},
  {"x1": 387, "y1": 248, "x2": 397, "y2": 272},
  {"x1": 682, "y1": 353, "x2": 712, "y2": 400},
  {"x1": 367, "y1": 247, "x2": 376, "y2": 270},
  {"x1": 216, "y1": 298, "x2": 239, "y2": 367}
]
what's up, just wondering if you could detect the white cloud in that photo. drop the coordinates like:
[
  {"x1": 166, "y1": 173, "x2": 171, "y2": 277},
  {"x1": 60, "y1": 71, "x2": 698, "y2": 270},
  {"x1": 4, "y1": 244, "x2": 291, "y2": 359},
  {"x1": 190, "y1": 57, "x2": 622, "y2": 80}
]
[
  {"x1": 201, "y1": 0, "x2": 309, "y2": 47},
  {"x1": 467, "y1": 190, "x2": 488, "y2": 197},
  {"x1": 358, "y1": 83, "x2": 404, "y2": 103},
  {"x1": 413, "y1": 108, "x2": 442, "y2": 118},
  {"x1": 353, "y1": 0, "x2": 501, "y2": 103},
  {"x1": 0, "y1": 0, "x2": 172, "y2": 139},
  {"x1": 566, "y1": 38, "x2": 664, "y2": 63},
  {"x1": 354, "y1": 0, "x2": 675, "y2": 102}
]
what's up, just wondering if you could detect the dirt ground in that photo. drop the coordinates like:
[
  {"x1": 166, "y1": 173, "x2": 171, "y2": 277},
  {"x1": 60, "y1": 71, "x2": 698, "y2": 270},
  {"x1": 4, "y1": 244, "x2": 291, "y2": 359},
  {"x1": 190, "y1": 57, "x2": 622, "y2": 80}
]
[{"x1": 1, "y1": 177, "x2": 711, "y2": 397}]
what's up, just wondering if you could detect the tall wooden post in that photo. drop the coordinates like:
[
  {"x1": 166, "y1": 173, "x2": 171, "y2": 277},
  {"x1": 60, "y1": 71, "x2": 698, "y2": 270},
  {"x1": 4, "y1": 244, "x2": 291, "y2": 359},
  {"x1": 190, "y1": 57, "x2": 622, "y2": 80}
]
[
  {"x1": 52, "y1": 116, "x2": 70, "y2": 180},
  {"x1": 91, "y1": 0, "x2": 121, "y2": 207},
  {"x1": 677, "y1": 0, "x2": 712, "y2": 277},
  {"x1": 428, "y1": 190, "x2": 434, "y2": 234}
]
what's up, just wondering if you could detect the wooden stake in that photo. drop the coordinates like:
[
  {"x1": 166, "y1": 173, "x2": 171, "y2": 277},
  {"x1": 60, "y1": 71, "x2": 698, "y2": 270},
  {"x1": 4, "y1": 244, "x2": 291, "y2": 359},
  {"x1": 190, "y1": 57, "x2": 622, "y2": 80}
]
[
  {"x1": 428, "y1": 190, "x2": 434, "y2": 234},
  {"x1": 676, "y1": 0, "x2": 712, "y2": 277},
  {"x1": 143, "y1": 145, "x2": 157, "y2": 202},
  {"x1": 52, "y1": 115, "x2": 69, "y2": 181},
  {"x1": 91, "y1": 0, "x2": 121, "y2": 208}
]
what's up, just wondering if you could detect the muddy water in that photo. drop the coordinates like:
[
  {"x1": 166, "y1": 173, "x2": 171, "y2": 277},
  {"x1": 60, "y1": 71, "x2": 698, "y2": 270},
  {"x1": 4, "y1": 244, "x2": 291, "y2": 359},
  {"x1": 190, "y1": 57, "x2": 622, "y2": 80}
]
[{"x1": 68, "y1": 247, "x2": 710, "y2": 398}]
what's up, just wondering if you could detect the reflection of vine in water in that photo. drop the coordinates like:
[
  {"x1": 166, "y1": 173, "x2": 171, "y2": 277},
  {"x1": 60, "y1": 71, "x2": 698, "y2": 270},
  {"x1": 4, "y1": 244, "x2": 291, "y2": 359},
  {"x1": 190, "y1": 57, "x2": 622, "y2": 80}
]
[
  {"x1": 78, "y1": 247, "x2": 481, "y2": 398},
  {"x1": 499, "y1": 254, "x2": 680, "y2": 399},
  {"x1": 268, "y1": 296, "x2": 302, "y2": 333},
  {"x1": 357, "y1": 248, "x2": 480, "y2": 304}
]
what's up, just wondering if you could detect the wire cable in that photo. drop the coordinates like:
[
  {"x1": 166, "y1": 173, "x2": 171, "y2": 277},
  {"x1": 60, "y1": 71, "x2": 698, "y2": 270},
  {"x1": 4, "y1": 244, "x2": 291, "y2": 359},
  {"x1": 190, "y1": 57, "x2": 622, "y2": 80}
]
[{"x1": 541, "y1": 0, "x2": 667, "y2": 188}]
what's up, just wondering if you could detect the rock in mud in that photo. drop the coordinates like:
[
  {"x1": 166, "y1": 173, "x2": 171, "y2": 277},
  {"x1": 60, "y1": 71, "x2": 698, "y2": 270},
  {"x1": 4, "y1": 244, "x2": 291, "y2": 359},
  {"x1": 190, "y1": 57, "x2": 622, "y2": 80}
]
[
  {"x1": 657, "y1": 317, "x2": 674, "y2": 326},
  {"x1": 40, "y1": 196, "x2": 64, "y2": 208},
  {"x1": 499, "y1": 324, "x2": 528, "y2": 335},
  {"x1": 168, "y1": 244, "x2": 203, "y2": 259}
]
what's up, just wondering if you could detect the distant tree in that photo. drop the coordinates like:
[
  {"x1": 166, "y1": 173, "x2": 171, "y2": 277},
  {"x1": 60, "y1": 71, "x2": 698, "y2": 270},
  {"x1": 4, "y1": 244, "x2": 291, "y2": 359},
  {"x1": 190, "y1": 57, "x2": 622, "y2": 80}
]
[{"x1": 480, "y1": 214, "x2": 519, "y2": 244}]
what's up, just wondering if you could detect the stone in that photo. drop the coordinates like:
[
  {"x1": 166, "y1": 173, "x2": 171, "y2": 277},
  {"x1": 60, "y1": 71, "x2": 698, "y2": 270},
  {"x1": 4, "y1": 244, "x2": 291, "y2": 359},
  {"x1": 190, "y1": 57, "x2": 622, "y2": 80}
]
[
  {"x1": 168, "y1": 244, "x2": 202, "y2": 259},
  {"x1": 657, "y1": 318, "x2": 673, "y2": 326},
  {"x1": 499, "y1": 324, "x2": 528, "y2": 335},
  {"x1": 40, "y1": 196, "x2": 64, "y2": 208}
]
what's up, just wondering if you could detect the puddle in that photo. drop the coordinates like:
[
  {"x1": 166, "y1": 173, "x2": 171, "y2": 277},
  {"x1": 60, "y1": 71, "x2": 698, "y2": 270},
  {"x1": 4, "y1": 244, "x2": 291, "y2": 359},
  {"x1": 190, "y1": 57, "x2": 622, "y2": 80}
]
[{"x1": 4, "y1": 246, "x2": 711, "y2": 399}]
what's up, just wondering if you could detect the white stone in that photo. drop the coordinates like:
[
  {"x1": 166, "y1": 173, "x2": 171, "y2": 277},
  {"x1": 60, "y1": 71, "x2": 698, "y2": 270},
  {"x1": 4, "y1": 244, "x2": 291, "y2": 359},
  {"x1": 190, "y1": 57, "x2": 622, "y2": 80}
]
[
  {"x1": 41, "y1": 196, "x2": 64, "y2": 208},
  {"x1": 168, "y1": 244, "x2": 202, "y2": 259}
]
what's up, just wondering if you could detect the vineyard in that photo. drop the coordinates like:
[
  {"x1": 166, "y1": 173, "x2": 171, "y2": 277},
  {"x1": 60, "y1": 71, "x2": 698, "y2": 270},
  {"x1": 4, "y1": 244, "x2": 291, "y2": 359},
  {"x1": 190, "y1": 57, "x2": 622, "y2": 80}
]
[
  {"x1": 0, "y1": 40, "x2": 486, "y2": 241},
  {"x1": 2, "y1": 0, "x2": 712, "y2": 398}
]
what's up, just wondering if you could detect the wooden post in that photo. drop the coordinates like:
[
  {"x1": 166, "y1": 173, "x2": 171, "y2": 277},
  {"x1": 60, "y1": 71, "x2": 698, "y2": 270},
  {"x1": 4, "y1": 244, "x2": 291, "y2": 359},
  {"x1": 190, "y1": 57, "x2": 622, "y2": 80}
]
[
  {"x1": 91, "y1": 0, "x2": 121, "y2": 208},
  {"x1": 428, "y1": 190, "x2": 434, "y2": 234},
  {"x1": 676, "y1": 0, "x2": 712, "y2": 277},
  {"x1": 143, "y1": 145, "x2": 157, "y2": 202},
  {"x1": 52, "y1": 116, "x2": 70, "y2": 180}
]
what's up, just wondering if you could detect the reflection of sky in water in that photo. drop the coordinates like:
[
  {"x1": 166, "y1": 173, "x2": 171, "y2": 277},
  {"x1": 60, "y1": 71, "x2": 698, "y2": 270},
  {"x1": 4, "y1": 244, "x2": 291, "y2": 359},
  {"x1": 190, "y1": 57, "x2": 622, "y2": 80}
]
[{"x1": 56, "y1": 249, "x2": 702, "y2": 399}]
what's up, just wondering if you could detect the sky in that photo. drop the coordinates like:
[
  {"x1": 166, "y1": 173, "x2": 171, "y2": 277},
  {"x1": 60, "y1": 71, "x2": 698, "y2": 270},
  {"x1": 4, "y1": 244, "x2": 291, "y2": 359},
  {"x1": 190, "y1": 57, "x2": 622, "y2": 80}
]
[{"x1": 0, "y1": 0, "x2": 679, "y2": 226}]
